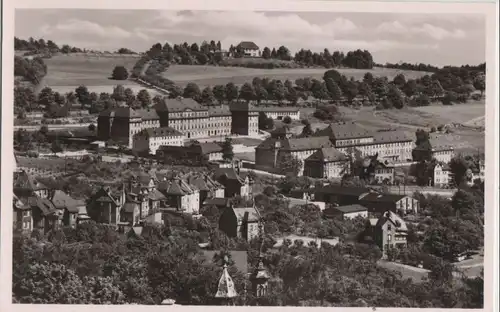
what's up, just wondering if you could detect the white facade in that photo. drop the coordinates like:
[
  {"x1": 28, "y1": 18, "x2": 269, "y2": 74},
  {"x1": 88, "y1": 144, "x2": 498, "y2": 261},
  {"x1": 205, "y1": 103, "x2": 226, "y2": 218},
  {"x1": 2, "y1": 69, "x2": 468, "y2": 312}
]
[
  {"x1": 214, "y1": 188, "x2": 225, "y2": 198},
  {"x1": 337, "y1": 140, "x2": 414, "y2": 162},
  {"x1": 432, "y1": 148, "x2": 454, "y2": 163},
  {"x1": 133, "y1": 132, "x2": 184, "y2": 155},
  {"x1": 260, "y1": 110, "x2": 300, "y2": 121},
  {"x1": 249, "y1": 115, "x2": 259, "y2": 136},
  {"x1": 243, "y1": 49, "x2": 260, "y2": 57},
  {"x1": 434, "y1": 164, "x2": 451, "y2": 187}
]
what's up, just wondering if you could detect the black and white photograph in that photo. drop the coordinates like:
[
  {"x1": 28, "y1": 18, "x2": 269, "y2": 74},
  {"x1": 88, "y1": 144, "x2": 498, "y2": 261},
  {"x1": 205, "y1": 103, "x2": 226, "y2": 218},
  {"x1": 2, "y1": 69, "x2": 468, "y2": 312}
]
[{"x1": 3, "y1": 0, "x2": 498, "y2": 309}]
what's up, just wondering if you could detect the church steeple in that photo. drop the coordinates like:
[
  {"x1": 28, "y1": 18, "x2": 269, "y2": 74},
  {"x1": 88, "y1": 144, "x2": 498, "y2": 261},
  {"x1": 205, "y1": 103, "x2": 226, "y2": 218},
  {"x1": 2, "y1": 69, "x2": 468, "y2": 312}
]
[
  {"x1": 251, "y1": 223, "x2": 270, "y2": 298},
  {"x1": 215, "y1": 256, "x2": 238, "y2": 300}
]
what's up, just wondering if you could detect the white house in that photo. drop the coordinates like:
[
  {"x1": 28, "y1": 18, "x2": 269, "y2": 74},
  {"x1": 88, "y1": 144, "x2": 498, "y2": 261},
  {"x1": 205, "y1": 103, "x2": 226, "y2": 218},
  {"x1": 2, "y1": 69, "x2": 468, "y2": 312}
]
[
  {"x1": 133, "y1": 127, "x2": 184, "y2": 155},
  {"x1": 236, "y1": 41, "x2": 260, "y2": 57},
  {"x1": 431, "y1": 146, "x2": 454, "y2": 164},
  {"x1": 433, "y1": 163, "x2": 452, "y2": 187}
]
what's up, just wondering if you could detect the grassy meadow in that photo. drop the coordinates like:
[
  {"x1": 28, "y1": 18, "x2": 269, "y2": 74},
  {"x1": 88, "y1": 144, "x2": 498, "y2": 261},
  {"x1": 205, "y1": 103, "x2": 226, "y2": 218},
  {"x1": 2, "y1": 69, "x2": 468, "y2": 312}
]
[{"x1": 161, "y1": 64, "x2": 431, "y2": 88}]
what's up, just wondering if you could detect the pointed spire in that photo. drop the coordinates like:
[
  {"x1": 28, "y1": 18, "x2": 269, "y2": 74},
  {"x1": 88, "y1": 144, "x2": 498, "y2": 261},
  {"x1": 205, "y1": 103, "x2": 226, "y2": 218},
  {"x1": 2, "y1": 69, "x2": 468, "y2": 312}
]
[{"x1": 215, "y1": 256, "x2": 238, "y2": 299}]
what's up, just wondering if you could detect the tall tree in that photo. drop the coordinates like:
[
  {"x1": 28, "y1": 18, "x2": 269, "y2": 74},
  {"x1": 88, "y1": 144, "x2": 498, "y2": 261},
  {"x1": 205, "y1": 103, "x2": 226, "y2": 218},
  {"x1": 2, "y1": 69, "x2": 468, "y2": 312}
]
[
  {"x1": 222, "y1": 138, "x2": 234, "y2": 162},
  {"x1": 225, "y1": 82, "x2": 239, "y2": 103}
]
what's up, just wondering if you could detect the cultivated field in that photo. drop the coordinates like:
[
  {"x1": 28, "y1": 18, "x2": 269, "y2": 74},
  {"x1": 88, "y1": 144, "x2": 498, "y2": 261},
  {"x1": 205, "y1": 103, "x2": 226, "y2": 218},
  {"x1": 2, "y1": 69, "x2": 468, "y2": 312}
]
[
  {"x1": 40, "y1": 54, "x2": 140, "y2": 87},
  {"x1": 162, "y1": 65, "x2": 430, "y2": 88}
]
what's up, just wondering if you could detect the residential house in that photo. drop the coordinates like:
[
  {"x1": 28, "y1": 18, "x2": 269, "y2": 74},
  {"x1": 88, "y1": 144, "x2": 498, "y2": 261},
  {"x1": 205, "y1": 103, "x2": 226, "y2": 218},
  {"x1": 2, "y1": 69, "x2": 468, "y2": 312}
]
[
  {"x1": 359, "y1": 193, "x2": 419, "y2": 216},
  {"x1": 219, "y1": 206, "x2": 261, "y2": 241},
  {"x1": 373, "y1": 161, "x2": 396, "y2": 185},
  {"x1": 236, "y1": 41, "x2": 260, "y2": 57},
  {"x1": 365, "y1": 211, "x2": 408, "y2": 258},
  {"x1": 48, "y1": 190, "x2": 85, "y2": 228},
  {"x1": 433, "y1": 163, "x2": 452, "y2": 187},
  {"x1": 255, "y1": 135, "x2": 333, "y2": 175},
  {"x1": 86, "y1": 186, "x2": 126, "y2": 226},
  {"x1": 132, "y1": 126, "x2": 184, "y2": 155},
  {"x1": 323, "y1": 204, "x2": 368, "y2": 220},
  {"x1": 214, "y1": 168, "x2": 253, "y2": 199},
  {"x1": 466, "y1": 160, "x2": 485, "y2": 186},
  {"x1": 186, "y1": 174, "x2": 225, "y2": 210},
  {"x1": 157, "y1": 178, "x2": 200, "y2": 214},
  {"x1": 303, "y1": 147, "x2": 350, "y2": 179},
  {"x1": 255, "y1": 106, "x2": 301, "y2": 121}
]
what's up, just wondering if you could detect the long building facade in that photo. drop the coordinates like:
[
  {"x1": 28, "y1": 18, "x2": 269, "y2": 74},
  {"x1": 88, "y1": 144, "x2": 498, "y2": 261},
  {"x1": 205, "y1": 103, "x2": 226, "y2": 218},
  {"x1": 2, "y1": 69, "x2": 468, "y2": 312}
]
[
  {"x1": 314, "y1": 123, "x2": 415, "y2": 162},
  {"x1": 97, "y1": 98, "x2": 260, "y2": 148}
]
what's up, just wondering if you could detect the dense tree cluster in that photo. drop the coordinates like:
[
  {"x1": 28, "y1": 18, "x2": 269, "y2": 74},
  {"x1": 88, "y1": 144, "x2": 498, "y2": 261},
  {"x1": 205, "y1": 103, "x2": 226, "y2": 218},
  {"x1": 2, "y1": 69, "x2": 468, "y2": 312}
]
[
  {"x1": 15, "y1": 37, "x2": 84, "y2": 55},
  {"x1": 14, "y1": 56, "x2": 47, "y2": 85},
  {"x1": 294, "y1": 49, "x2": 373, "y2": 69}
]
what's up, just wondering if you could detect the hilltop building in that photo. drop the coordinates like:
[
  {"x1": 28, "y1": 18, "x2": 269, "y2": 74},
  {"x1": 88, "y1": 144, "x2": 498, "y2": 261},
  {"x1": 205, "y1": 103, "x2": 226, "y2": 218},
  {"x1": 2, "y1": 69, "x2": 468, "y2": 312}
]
[{"x1": 236, "y1": 41, "x2": 260, "y2": 57}]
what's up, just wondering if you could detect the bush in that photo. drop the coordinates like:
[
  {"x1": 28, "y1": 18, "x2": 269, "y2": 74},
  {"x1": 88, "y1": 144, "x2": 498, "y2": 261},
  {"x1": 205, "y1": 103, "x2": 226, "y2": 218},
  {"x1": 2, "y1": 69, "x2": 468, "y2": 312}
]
[
  {"x1": 283, "y1": 116, "x2": 292, "y2": 124},
  {"x1": 111, "y1": 66, "x2": 129, "y2": 80}
]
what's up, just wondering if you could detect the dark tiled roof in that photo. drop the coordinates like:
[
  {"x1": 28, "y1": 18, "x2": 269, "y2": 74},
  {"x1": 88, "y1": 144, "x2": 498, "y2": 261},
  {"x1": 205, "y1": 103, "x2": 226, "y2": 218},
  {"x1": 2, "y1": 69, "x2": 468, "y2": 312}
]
[
  {"x1": 360, "y1": 193, "x2": 408, "y2": 203},
  {"x1": 141, "y1": 127, "x2": 183, "y2": 138},
  {"x1": 99, "y1": 107, "x2": 142, "y2": 119},
  {"x1": 255, "y1": 106, "x2": 300, "y2": 113},
  {"x1": 135, "y1": 108, "x2": 160, "y2": 120},
  {"x1": 328, "y1": 204, "x2": 368, "y2": 214},
  {"x1": 122, "y1": 202, "x2": 138, "y2": 213},
  {"x1": 376, "y1": 211, "x2": 408, "y2": 232},
  {"x1": 158, "y1": 179, "x2": 193, "y2": 196},
  {"x1": 372, "y1": 131, "x2": 413, "y2": 143},
  {"x1": 237, "y1": 41, "x2": 259, "y2": 50},
  {"x1": 198, "y1": 142, "x2": 223, "y2": 155},
  {"x1": 214, "y1": 168, "x2": 245, "y2": 185},
  {"x1": 306, "y1": 147, "x2": 348, "y2": 162},
  {"x1": 315, "y1": 185, "x2": 372, "y2": 197},
  {"x1": 229, "y1": 102, "x2": 259, "y2": 112},
  {"x1": 13, "y1": 171, "x2": 47, "y2": 191},
  {"x1": 316, "y1": 122, "x2": 372, "y2": 140},
  {"x1": 208, "y1": 105, "x2": 231, "y2": 117},
  {"x1": 49, "y1": 190, "x2": 84, "y2": 213},
  {"x1": 203, "y1": 197, "x2": 231, "y2": 208},
  {"x1": 284, "y1": 136, "x2": 332, "y2": 151},
  {"x1": 154, "y1": 97, "x2": 207, "y2": 113},
  {"x1": 148, "y1": 189, "x2": 166, "y2": 201}
]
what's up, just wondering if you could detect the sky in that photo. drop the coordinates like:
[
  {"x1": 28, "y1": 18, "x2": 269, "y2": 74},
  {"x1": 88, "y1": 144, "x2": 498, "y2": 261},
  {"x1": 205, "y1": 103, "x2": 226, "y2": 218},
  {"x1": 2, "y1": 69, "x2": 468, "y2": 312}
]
[{"x1": 15, "y1": 9, "x2": 486, "y2": 66}]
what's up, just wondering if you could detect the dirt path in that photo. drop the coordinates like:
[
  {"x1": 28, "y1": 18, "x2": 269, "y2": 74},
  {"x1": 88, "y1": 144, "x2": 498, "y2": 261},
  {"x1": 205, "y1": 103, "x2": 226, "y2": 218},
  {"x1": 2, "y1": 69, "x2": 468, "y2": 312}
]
[{"x1": 463, "y1": 115, "x2": 485, "y2": 127}]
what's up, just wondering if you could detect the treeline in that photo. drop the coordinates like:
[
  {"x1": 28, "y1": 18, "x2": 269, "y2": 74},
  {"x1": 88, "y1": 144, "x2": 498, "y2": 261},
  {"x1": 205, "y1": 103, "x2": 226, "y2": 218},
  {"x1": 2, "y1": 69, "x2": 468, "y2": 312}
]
[
  {"x1": 294, "y1": 49, "x2": 374, "y2": 69},
  {"x1": 136, "y1": 41, "x2": 375, "y2": 70},
  {"x1": 14, "y1": 56, "x2": 47, "y2": 85},
  {"x1": 15, "y1": 37, "x2": 136, "y2": 55},
  {"x1": 15, "y1": 37, "x2": 84, "y2": 55},
  {"x1": 383, "y1": 62, "x2": 441, "y2": 72},
  {"x1": 15, "y1": 84, "x2": 161, "y2": 119}
]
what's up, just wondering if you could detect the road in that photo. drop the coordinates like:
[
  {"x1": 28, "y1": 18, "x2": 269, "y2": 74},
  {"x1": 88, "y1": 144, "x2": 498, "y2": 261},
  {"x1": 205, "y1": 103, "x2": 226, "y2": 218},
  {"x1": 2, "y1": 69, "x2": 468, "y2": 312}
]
[{"x1": 15, "y1": 123, "x2": 92, "y2": 132}]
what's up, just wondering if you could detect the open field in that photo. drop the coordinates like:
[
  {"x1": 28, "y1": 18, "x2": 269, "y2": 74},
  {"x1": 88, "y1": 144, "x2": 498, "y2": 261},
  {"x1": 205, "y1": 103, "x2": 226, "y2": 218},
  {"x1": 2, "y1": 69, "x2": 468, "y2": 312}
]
[
  {"x1": 40, "y1": 54, "x2": 141, "y2": 87},
  {"x1": 162, "y1": 65, "x2": 430, "y2": 88}
]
